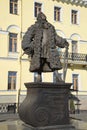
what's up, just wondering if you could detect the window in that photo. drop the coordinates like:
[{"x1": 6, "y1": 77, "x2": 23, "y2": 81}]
[
  {"x1": 72, "y1": 74, "x2": 79, "y2": 91},
  {"x1": 72, "y1": 40, "x2": 78, "y2": 53},
  {"x1": 10, "y1": 0, "x2": 18, "y2": 14},
  {"x1": 54, "y1": 7, "x2": 61, "y2": 22},
  {"x1": 71, "y1": 10, "x2": 78, "y2": 24},
  {"x1": 34, "y1": 2, "x2": 42, "y2": 17},
  {"x1": 9, "y1": 33, "x2": 17, "y2": 52},
  {"x1": 72, "y1": 40, "x2": 78, "y2": 60},
  {"x1": 72, "y1": 40, "x2": 77, "y2": 51},
  {"x1": 8, "y1": 71, "x2": 17, "y2": 90}
]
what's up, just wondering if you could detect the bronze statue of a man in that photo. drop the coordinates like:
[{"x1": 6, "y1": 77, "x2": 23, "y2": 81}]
[{"x1": 22, "y1": 12, "x2": 69, "y2": 82}]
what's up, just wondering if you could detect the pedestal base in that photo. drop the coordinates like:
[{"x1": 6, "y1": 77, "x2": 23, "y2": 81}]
[
  {"x1": 19, "y1": 82, "x2": 72, "y2": 127},
  {"x1": 24, "y1": 124, "x2": 75, "y2": 130}
]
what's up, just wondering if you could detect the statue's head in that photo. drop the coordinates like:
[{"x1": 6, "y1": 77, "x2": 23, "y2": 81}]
[{"x1": 37, "y1": 12, "x2": 47, "y2": 22}]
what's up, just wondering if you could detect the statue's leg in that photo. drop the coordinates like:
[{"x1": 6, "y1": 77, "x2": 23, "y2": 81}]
[
  {"x1": 54, "y1": 70, "x2": 64, "y2": 83},
  {"x1": 35, "y1": 72, "x2": 42, "y2": 82}
]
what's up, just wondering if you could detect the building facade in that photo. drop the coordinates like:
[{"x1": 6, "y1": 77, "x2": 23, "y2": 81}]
[{"x1": 0, "y1": 0, "x2": 87, "y2": 111}]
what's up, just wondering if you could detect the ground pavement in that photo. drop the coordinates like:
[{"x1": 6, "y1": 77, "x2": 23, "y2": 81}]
[{"x1": 0, "y1": 112, "x2": 87, "y2": 130}]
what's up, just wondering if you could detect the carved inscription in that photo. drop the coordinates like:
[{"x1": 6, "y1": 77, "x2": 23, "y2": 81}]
[
  {"x1": 42, "y1": 91, "x2": 68, "y2": 122},
  {"x1": 43, "y1": 91, "x2": 67, "y2": 108}
]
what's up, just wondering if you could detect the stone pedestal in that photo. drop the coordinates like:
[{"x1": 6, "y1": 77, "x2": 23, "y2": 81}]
[{"x1": 19, "y1": 82, "x2": 72, "y2": 128}]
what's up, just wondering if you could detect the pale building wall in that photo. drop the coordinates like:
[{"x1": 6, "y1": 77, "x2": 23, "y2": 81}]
[
  {"x1": 0, "y1": 0, "x2": 21, "y2": 30},
  {"x1": 0, "y1": 33, "x2": 8, "y2": 57},
  {"x1": 0, "y1": 0, "x2": 87, "y2": 110}
]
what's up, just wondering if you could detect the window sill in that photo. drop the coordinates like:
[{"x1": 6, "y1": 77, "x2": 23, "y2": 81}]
[
  {"x1": 53, "y1": 20, "x2": 63, "y2": 24},
  {"x1": 8, "y1": 52, "x2": 19, "y2": 58},
  {"x1": 9, "y1": 13, "x2": 19, "y2": 16},
  {"x1": 71, "y1": 23, "x2": 80, "y2": 26},
  {"x1": 7, "y1": 90, "x2": 17, "y2": 92}
]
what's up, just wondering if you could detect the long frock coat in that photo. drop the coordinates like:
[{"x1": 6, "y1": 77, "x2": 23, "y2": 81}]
[{"x1": 22, "y1": 21, "x2": 68, "y2": 72}]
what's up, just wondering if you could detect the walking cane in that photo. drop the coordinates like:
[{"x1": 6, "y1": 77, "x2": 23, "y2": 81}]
[{"x1": 63, "y1": 46, "x2": 69, "y2": 81}]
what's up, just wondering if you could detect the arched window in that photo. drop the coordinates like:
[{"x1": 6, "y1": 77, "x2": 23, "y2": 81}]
[{"x1": 72, "y1": 40, "x2": 78, "y2": 54}]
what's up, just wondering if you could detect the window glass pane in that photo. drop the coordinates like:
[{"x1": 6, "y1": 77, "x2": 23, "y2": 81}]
[
  {"x1": 35, "y1": 6, "x2": 37, "y2": 17},
  {"x1": 9, "y1": 39, "x2": 12, "y2": 52},
  {"x1": 8, "y1": 71, "x2": 17, "y2": 90},
  {"x1": 8, "y1": 77, "x2": 11, "y2": 90},
  {"x1": 14, "y1": 4, "x2": 17, "y2": 14},
  {"x1": 14, "y1": 42, "x2": 17, "y2": 52},
  {"x1": 13, "y1": 77, "x2": 16, "y2": 89},
  {"x1": 72, "y1": 41, "x2": 78, "y2": 53},
  {"x1": 10, "y1": 3, "x2": 13, "y2": 13},
  {"x1": 54, "y1": 9, "x2": 56, "y2": 20},
  {"x1": 72, "y1": 74, "x2": 78, "y2": 90}
]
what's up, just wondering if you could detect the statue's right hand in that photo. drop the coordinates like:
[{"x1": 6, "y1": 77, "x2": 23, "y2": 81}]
[
  {"x1": 23, "y1": 41, "x2": 34, "y2": 55},
  {"x1": 24, "y1": 46, "x2": 34, "y2": 56},
  {"x1": 24, "y1": 48, "x2": 30, "y2": 55}
]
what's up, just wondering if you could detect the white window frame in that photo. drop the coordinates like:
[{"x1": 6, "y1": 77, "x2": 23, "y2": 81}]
[
  {"x1": 72, "y1": 73, "x2": 81, "y2": 91},
  {"x1": 33, "y1": 0, "x2": 44, "y2": 18},
  {"x1": 8, "y1": 71, "x2": 17, "y2": 90},
  {"x1": 70, "y1": 9, "x2": 80, "y2": 25},
  {"x1": 9, "y1": 33, "x2": 18, "y2": 53},
  {"x1": 54, "y1": 5, "x2": 63, "y2": 22},
  {"x1": 10, "y1": 0, "x2": 18, "y2": 15},
  {"x1": 72, "y1": 40, "x2": 78, "y2": 53}
]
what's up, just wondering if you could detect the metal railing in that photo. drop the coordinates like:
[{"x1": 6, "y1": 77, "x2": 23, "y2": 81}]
[
  {"x1": 59, "y1": 52, "x2": 87, "y2": 62},
  {"x1": 0, "y1": 103, "x2": 16, "y2": 114}
]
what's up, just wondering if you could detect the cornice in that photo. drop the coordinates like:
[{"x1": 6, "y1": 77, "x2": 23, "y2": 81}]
[
  {"x1": 54, "y1": 0, "x2": 87, "y2": 7},
  {"x1": 0, "y1": 30, "x2": 8, "y2": 35}
]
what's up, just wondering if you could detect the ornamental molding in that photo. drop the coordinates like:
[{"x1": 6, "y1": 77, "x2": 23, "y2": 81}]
[
  {"x1": 7, "y1": 25, "x2": 20, "y2": 32},
  {"x1": 70, "y1": 33, "x2": 81, "y2": 41}
]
